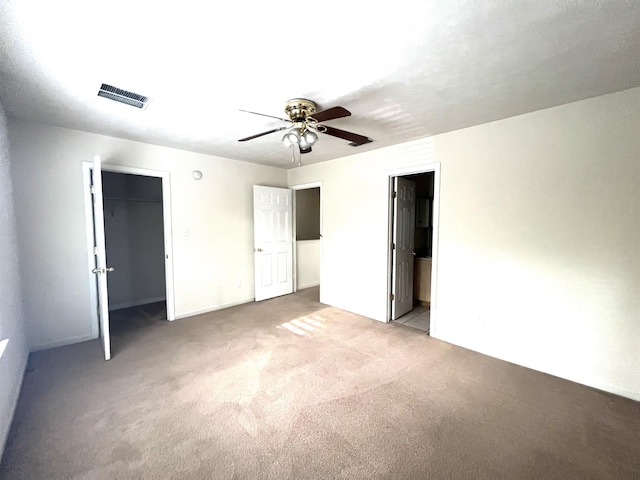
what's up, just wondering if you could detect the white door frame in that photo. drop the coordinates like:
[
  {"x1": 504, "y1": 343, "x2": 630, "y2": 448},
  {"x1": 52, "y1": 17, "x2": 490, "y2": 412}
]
[
  {"x1": 289, "y1": 182, "x2": 322, "y2": 293},
  {"x1": 83, "y1": 162, "x2": 176, "y2": 340},
  {"x1": 386, "y1": 163, "x2": 440, "y2": 336}
]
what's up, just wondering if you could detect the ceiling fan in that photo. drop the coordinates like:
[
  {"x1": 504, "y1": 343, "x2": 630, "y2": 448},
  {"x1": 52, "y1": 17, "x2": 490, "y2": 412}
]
[{"x1": 238, "y1": 98, "x2": 373, "y2": 154}]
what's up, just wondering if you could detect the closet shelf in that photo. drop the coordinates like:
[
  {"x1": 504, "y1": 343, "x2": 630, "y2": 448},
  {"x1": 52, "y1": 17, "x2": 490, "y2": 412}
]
[{"x1": 103, "y1": 197, "x2": 162, "y2": 204}]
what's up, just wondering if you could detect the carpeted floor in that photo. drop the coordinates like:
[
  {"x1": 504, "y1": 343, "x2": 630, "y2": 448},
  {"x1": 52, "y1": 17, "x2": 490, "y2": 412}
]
[{"x1": 1, "y1": 287, "x2": 639, "y2": 479}]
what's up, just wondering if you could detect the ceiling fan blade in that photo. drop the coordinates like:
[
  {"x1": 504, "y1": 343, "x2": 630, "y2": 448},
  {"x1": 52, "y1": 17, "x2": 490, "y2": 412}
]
[
  {"x1": 321, "y1": 126, "x2": 373, "y2": 146},
  {"x1": 310, "y1": 106, "x2": 351, "y2": 122},
  {"x1": 238, "y1": 126, "x2": 288, "y2": 142},
  {"x1": 239, "y1": 109, "x2": 291, "y2": 122}
]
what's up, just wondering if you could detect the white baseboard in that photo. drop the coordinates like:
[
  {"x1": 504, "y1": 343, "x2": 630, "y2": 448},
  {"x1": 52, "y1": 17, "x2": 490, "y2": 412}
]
[
  {"x1": 109, "y1": 296, "x2": 166, "y2": 311},
  {"x1": 0, "y1": 348, "x2": 29, "y2": 458},
  {"x1": 29, "y1": 333, "x2": 96, "y2": 352},
  {"x1": 432, "y1": 331, "x2": 640, "y2": 403},
  {"x1": 297, "y1": 282, "x2": 320, "y2": 290},
  {"x1": 174, "y1": 297, "x2": 255, "y2": 320}
]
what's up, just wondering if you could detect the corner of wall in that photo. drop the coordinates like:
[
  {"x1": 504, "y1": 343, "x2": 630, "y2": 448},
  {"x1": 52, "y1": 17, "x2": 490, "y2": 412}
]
[{"x1": 0, "y1": 104, "x2": 30, "y2": 457}]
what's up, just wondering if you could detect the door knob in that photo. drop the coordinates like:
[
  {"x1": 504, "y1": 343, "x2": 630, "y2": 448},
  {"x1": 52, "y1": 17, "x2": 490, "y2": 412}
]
[{"x1": 255, "y1": 248, "x2": 263, "y2": 252}]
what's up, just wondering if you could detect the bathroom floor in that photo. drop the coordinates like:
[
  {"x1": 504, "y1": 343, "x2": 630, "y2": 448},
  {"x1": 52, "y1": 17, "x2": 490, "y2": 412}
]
[{"x1": 394, "y1": 304, "x2": 430, "y2": 334}]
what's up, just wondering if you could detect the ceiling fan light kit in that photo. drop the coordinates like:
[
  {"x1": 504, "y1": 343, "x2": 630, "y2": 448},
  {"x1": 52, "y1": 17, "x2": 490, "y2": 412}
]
[
  {"x1": 301, "y1": 129, "x2": 318, "y2": 147},
  {"x1": 238, "y1": 98, "x2": 373, "y2": 163},
  {"x1": 282, "y1": 128, "x2": 301, "y2": 147},
  {"x1": 283, "y1": 127, "x2": 319, "y2": 147}
]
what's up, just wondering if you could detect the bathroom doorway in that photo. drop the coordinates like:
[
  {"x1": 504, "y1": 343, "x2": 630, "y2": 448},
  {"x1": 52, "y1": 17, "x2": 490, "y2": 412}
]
[{"x1": 388, "y1": 166, "x2": 439, "y2": 335}]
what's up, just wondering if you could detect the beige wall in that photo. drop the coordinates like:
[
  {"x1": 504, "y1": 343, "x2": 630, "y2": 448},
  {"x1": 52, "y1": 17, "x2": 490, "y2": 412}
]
[
  {"x1": 9, "y1": 120, "x2": 287, "y2": 350},
  {"x1": 296, "y1": 240, "x2": 321, "y2": 289},
  {"x1": 6, "y1": 88, "x2": 639, "y2": 401},
  {"x1": 0, "y1": 103, "x2": 28, "y2": 453},
  {"x1": 288, "y1": 88, "x2": 640, "y2": 400}
]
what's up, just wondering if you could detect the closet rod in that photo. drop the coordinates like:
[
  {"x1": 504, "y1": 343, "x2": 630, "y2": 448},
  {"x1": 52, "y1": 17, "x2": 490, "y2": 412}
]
[{"x1": 103, "y1": 197, "x2": 162, "y2": 204}]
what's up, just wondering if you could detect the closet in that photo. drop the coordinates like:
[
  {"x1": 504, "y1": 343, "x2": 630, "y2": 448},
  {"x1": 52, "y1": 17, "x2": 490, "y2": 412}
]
[{"x1": 101, "y1": 172, "x2": 166, "y2": 312}]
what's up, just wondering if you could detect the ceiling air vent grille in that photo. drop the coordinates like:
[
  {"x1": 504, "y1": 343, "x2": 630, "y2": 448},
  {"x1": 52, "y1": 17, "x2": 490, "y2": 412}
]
[{"x1": 97, "y1": 83, "x2": 149, "y2": 109}]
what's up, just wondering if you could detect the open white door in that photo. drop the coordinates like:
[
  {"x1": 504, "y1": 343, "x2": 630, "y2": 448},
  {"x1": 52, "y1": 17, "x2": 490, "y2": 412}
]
[
  {"x1": 391, "y1": 177, "x2": 416, "y2": 320},
  {"x1": 253, "y1": 185, "x2": 293, "y2": 301},
  {"x1": 91, "y1": 155, "x2": 112, "y2": 360}
]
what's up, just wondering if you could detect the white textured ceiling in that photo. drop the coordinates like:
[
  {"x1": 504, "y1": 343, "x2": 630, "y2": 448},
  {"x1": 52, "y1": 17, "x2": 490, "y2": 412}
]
[{"x1": 1, "y1": 1, "x2": 639, "y2": 168}]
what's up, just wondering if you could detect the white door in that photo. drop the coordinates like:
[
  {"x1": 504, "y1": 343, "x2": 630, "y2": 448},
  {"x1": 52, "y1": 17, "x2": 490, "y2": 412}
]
[
  {"x1": 253, "y1": 185, "x2": 293, "y2": 301},
  {"x1": 391, "y1": 177, "x2": 416, "y2": 320},
  {"x1": 91, "y1": 155, "x2": 113, "y2": 360}
]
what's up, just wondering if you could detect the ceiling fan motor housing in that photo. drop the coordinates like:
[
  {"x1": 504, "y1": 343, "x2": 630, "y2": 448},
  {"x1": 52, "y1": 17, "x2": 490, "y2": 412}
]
[{"x1": 285, "y1": 99, "x2": 317, "y2": 122}]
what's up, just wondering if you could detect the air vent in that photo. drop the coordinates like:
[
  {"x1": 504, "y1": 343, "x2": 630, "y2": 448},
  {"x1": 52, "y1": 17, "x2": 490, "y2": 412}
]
[{"x1": 97, "y1": 83, "x2": 149, "y2": 109}]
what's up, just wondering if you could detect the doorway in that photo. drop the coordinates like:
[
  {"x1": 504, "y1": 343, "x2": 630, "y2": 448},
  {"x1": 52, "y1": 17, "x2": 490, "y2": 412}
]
[
  {"x1": 83, "y1": 162, "x2": 175, "y2": 359},
  {"x1": 291, "y1": 183, "x2": 322, "y2": 298},
  {"x1": 102, "y1": 172, "x2": 168, "y2": 336},
  {"x1": 252, "y1": 183, "x2": 321, "y2": 303},
  {"x1": 387, "y1": 165, "x2": 439, "y2": 335}
]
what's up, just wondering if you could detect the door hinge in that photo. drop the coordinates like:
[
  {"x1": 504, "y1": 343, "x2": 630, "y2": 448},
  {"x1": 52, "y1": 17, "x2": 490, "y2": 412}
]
[
  {"x1": 93, "y1": 246, "x2": 98, "y2": 256},
  {"x1": 390, "y1": 293, "x2": 395, "y2": 301},
  {"x1": 392, "y1": 191, "x2": 397, "y2": 198},
  {"x1": 391, "y1": 243, "x2": 396, "y2": 250}
]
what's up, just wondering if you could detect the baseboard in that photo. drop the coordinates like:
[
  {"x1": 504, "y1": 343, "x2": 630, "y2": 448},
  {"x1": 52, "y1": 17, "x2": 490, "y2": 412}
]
[
  {"x1": 0, "y1": 348, "x2": 29, "y2": 460},
  {"x1": 431, "y1": 331, "x2": 640, "y2": 403},
  {"x1": 29, "y1": 333, "x2": 96, "y2": 353},
  {"x1": 174, "y1": 297, "x2": 255, "y2": 320},
  {"x1": 109, "y1": 297, "x2": 166, "y2": 311},
  {"x1": 297, "y1": 282, "x2": 320, "y2": 290}
]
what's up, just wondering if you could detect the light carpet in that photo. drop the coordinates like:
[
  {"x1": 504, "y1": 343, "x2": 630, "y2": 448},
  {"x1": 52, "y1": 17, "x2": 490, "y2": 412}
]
[{"x1": 1, "y1": 287, "x2": 639, "y2": 479}]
